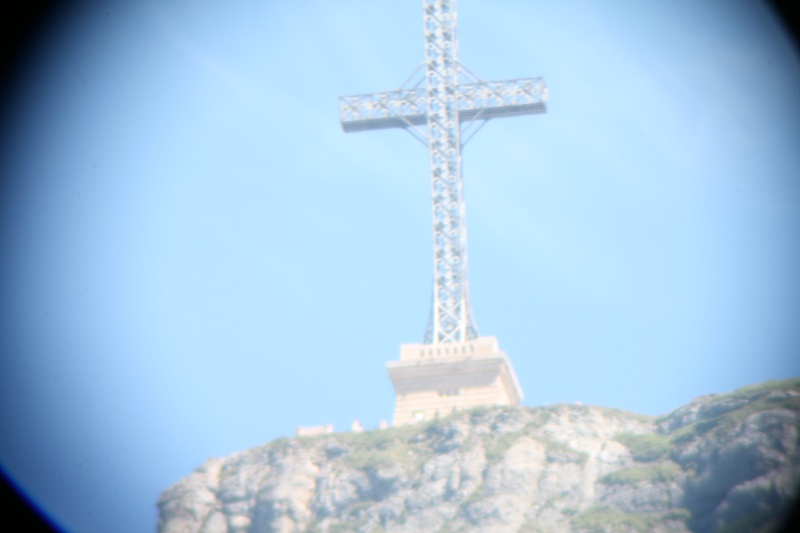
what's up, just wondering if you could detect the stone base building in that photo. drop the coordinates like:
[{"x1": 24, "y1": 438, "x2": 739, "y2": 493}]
[{"x1": 387, "y1": 336, "x2": 523, "y2": 425}]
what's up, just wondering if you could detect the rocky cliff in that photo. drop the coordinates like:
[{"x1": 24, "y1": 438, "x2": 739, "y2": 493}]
[{"x1": 158, "y1": 379, "x2": 800, "y2": 532}]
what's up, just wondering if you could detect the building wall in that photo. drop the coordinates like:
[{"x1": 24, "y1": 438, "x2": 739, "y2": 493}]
[
  {"x1": 392, "y1": 375, "x2": 511, "y2": 425},
  {"x1": 387, "y1": 336, "x2": 522, "y2": 426}
]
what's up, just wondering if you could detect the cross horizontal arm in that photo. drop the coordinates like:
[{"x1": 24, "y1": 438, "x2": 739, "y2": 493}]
[
  {"x1": 340, "y1": 88, "x2": 428, "y2": 133},
  {"x1": 459, "y1": 77, "x2": 548, "y2": 123},
  {"x1": 339, "y1": 77, "x2": 547, "y2": 133}
]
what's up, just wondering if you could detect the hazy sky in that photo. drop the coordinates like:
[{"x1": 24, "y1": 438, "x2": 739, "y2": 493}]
[{"x1": 1, "y1": 1, "x2": 798, "y2": 531}]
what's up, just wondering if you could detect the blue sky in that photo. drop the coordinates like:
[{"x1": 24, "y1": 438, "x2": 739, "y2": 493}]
[{"x1": 1, "y1": 1, "x2": 798, "y2": 531}]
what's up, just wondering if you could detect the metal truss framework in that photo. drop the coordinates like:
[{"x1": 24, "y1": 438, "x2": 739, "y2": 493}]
[{"x1": 339, "y1": 0, "x2": 547, "y2": 345}]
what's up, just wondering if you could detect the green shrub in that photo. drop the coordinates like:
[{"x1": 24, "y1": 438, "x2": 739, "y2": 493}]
[
  {"x1": 345, "y1": 440, "x2": 418, "y2": 470},
  {"x1": 544, "y1": 439, "x2": 588, "y2": 464},
  {"x1": 591, "y1": 405, "x2": 653, "y2": 423},
  {"x1": 327, "y1": 518, "x2": 369, "y2": 533},
  {"x1": 572, "y1": 506, "x2": 656, "y2": 533},
  {"x1": 598, "y1": 462, "x2": 680, "y2": 486},
  {"x1": 338, "y1": 424, "x2": 433, "y2": 471},
  {"x1": 517, "y1": 519, "x2": 544, "y2": 532},
  {"x1": 614, "y1": 433, "x2": 670, "y2": 462},
  {"x1": 661, "y1": 508, "x2": 691, "y2": 523},
  {"x1": 484, "y1": 431, "x2": 520, "y2": 463}
]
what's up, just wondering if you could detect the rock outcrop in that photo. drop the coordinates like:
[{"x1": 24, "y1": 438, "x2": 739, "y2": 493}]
[{"x1": 158, "y1": 379, "x2": 800, "y2": 532}]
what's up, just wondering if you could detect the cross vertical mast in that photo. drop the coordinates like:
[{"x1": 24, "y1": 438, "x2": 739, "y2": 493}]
[
  {"x1": 423, "y1": 0, "x2": 474, "y2": 344},
  {"x1": 338, "y1": 0, "x2": 547, "y2": 348}
]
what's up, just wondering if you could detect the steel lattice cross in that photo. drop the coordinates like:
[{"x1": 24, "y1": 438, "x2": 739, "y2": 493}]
[{"x1": 339, "y1": 0, "x2": 547, "y2": 345}]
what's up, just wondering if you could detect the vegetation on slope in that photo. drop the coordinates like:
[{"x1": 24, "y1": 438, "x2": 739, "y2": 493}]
[
  {"x1": 613, "y1": 433, "x2": 670, "y2": 462},
  {"x1": 598, "y1": 462, "x2": 681, "y2": 486}
]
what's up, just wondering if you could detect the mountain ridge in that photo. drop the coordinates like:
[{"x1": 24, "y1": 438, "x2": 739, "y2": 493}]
[{"x1": 158, "y1": 378, "x2": 800, "y2": 532}]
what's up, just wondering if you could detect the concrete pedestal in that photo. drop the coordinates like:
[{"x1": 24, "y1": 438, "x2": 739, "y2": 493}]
[{"x1": 387, "y1": 336, "x2": 523, "y2": 426}]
